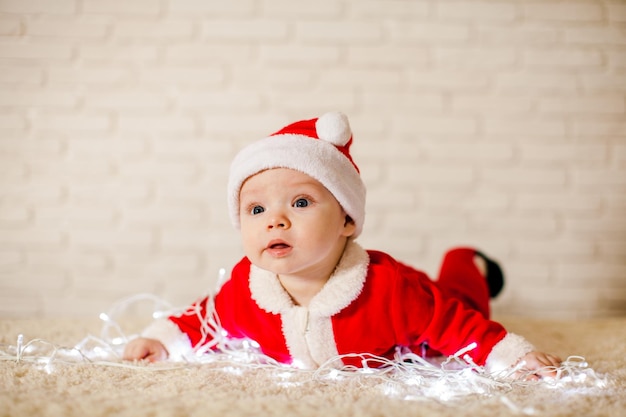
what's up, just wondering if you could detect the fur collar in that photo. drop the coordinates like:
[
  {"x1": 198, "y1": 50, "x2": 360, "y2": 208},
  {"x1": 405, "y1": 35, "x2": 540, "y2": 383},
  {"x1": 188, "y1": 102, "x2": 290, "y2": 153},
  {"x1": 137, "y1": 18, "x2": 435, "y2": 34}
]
[{"x1": 249, "y1": 240, "x2": 369, "y2": 316}]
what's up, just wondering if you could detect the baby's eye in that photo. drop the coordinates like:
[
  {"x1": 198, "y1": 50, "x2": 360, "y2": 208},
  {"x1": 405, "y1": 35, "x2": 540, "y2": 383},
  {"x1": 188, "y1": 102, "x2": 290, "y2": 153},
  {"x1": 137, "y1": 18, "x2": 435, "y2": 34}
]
[
  {"x1": 251, "y1": 205, "x2": 264, "y2": 215},
  {"x1": 293, "y1": 198, "x2": 310, "y2": 208}
]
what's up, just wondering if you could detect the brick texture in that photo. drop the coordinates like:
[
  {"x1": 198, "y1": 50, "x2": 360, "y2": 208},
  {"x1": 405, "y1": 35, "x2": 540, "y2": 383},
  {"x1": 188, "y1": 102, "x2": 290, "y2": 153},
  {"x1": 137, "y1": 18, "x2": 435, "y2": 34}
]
[{"x1": 0, "y1": 0, "x2": 624, "y2": 319}]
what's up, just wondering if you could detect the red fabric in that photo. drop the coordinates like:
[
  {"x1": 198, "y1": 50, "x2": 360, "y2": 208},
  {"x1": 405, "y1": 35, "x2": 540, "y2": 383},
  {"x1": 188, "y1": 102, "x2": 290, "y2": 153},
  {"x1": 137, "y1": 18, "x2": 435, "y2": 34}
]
[{"x1": 169, "y1": 248, "x2": 507, "y2": 367}]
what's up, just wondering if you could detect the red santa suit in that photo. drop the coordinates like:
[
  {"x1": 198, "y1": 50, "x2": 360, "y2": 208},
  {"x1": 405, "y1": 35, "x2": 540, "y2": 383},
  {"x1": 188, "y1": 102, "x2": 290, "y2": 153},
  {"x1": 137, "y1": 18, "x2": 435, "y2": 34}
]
[{"x1": 142, "y1": 241, "x2": 535, "y2": 373}]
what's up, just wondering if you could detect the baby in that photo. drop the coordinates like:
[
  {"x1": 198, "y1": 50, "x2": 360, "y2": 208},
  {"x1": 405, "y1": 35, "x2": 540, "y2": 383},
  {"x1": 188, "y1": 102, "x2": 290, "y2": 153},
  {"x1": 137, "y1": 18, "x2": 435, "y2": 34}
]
[{"x1": 123, "y1": 112, "x2": 561, "y2": 379}]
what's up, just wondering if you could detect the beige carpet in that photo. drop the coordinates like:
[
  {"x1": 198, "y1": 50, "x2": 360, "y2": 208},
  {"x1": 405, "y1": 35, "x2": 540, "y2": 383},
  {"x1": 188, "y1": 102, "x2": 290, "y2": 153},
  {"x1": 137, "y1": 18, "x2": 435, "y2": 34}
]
[{"x1": 1, "y1": 316, "x2": 624, "y2": 417}]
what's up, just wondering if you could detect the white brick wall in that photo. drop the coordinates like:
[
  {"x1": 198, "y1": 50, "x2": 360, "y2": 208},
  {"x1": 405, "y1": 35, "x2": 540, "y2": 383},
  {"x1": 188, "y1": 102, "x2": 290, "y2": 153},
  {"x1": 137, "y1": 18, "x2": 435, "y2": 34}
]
[{"x1": 0, "y1": 0, "x2": 624, "y2": 319}]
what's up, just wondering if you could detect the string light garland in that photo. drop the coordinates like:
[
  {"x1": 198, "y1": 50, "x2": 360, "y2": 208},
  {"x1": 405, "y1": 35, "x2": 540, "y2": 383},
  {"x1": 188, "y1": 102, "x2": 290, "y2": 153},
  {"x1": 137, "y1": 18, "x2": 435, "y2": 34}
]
[{"x1": 0, "y1": 291, "x2": 610, "y2": 410}]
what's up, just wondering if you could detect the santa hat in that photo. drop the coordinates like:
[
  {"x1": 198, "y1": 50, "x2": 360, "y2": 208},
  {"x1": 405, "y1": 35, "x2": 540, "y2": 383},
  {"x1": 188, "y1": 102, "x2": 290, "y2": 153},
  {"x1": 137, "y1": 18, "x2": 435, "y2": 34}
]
[{"x1": 227, "y1": 111, "x2": 366, "y2": 237}]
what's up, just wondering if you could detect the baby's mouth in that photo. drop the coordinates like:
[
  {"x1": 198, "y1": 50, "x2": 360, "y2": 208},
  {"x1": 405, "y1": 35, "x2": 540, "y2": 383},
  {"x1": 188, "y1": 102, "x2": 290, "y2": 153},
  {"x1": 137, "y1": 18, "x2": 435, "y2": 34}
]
[
  {"x1": 266, "y1": 240, "x2": 292, "y2": 256},
  {"x1": 267, "y1": 240, "x2": 291, "y2": 250}
]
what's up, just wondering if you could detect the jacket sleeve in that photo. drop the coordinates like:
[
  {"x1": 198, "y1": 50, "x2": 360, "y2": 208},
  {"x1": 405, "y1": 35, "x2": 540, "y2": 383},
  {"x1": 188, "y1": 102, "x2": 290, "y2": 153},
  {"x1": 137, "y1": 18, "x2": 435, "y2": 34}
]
[{"x1": 389, "y1": 261, "x2": 534, "y2": 371}]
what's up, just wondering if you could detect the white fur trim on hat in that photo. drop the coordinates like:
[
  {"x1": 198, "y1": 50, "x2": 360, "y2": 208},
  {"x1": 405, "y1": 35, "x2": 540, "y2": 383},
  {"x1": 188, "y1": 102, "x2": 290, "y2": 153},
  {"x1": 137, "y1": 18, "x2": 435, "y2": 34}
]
[{"x1": 227, "y1": 112, "x2": 366, "y2": 237}]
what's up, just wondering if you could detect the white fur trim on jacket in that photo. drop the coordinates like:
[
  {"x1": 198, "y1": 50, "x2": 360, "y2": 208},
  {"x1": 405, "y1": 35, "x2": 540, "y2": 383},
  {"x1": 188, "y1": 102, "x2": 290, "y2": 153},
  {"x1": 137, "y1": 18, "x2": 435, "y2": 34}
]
[
  {"x1": 140, "y1": 318, "x2": 193, "y2": 361},
  {"x1": 249, "y1": 240, "x2": 370, "y2": 368},
  {"x1": 484, "y1": 332, "x2": 536, "y2": 375}
]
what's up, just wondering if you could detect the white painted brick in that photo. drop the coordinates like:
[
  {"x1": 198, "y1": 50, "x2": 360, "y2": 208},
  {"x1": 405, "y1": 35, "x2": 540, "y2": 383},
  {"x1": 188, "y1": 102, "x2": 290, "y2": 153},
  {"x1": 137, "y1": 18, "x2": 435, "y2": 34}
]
[
  {"x1": 34, "y1": 112, "x2": 111, "y2": 131},
  {"x1": 0, "y1": 41, "x2": 73, "y2": 60},
  {"x1": 82, "y1": 0, "x2": 161, "y2": 15},
  {"x1": 607, "y1": 1, "x2": 626, "y2": 21},
  {"x1": 70, "y1": 229, "x2": 153, "y2": 248},
  {"x1": 421, "y1": 189, "x2": 510, "y2": 212},
  {"x1": 0, "y1": 160, "x2": 27, "y2": 180},
  {"x1": 39, "y1": 206, "x2": 118, "y2": 228},
  {"x1": 318, "y1": 68, "x2": 402, "y2": 89},
  {"x1": 538, "y1": 95, "x2": 625, "y2": 115},
  {"x1": 296, "y1": 21, "x2": 383, "y2": 43},
  {"x1": 47, "y1": 66, "x2": 132, "y2": 86},
  {"x1": 112, "y1": 19, "x2": 194, "y2": 39},
  {"x1": 564, "y1": 216, "x2": 626, "y2": 237},
  {"x1": 78, "y1": 44, "x2": 159, "y2": 63},
  {"x1": 556, "y1": 262, "x2": 626, "y2": 285},
  {"x1": 0, "y1": 89, "x2": 78, "y2": 107},
  {"x1": 424, "y1": 141, "x2": 514, "y2": 162},
  {"x1": 85, "y1": 92, "x2": 168, "y2": 110},
  {"x1": 264, "y1": 1, "x2": 342, "y2": 17},
  {"x1": 581, "y1": 74, "x2": 626, "y2": 93},
  {"x1": 435, "y1": 47, "x2": 518, "y2": 70},
  {"x1": 351, "y1": 1, "x2": 429, "y2": 18},
  {"x1": 475, "y1": 26, "x2": 560, "y2": 46},
  {"x1": 161, "y1": 229, "x2": 240, "y2": 250},
  {"x1": 201, "y1": 19, "x2": 288, "y2": 41},
  {"x1": 0, "y1": 15, "x2": 22, "y2": 35},
  {"x1": 70, "y1": 182, "x2": 152, "y2": 206},
  {"x1": 0, "y1": 65, "x2": 43, "y2": 84},
  {"x1": 347, "y1": 45, "x2": 430, "y2": 67},
  {"x1": 0, "y1": 136, "x2": 65, "y2": 155},
  {"x1": 177, "y1": 91, "x2": 263, "y2": 112},
  {"x1": 117, "y1": 115, "x2": 195, "y2": 134},
  {"x1": 0, "y1": 0, "x2": 624, "y2": 319},
  {"x1": 572, "y1": 119, "x2": 626, "y2": 136},
  {"x1": 164, "y1": 44, "x2": 254, "y2": 64},
  {"x1": 124, "y1": 205, "x2": 205, "y2": 228},
  {"x1": 388, "y1": 22, "x2": 469, "y2": 43},
  {"x1": 471, "y1": 213, "x2": 560, "y2": 237},
  {"x1": 0, "y1": 113, "x2": 27, "y2": 129},
  {"x1": 495, "y1": 73, "x2": 578, "y2": 94},
  {"x1": 0, "y1": 206, "x2": 30, "y2": 225},
  {"x1": 361, "y1": 92, "x2": 444, "y2": 114},
  {"x1": 523, "y1": 1, "x2": 604, "y2": 22},
  {"x1": 409, "y1": 70, "x2": 491, "y2": 92},
  {"x1": 117, "y1": 159, "x2": 199, "y2": 182},
  {"x1": 28, "y1": 159, "x2": 114, "y2": 181},
  {"x1": 266, "y1": 91, "x2": 357, "y2": 114},
  {"x1": 524, "y1": 48, "x2": 604, "y2": 69},
  {"x1": 388, "y1": 163, "x2": 475, "y2": 187},
  {"x1": 0, "y1": 0, "x2": 76, "y2": 14},
  {"x1": 452, "y1": 95, "x2": 533, "y2": 115},
  {"x1": 259, "y1": 45, "x2": 342, "y2": 66},
  {"x1": 481, "y1": 166, "x2": 567, "y2": 188},
  {"x1": 67, "y1": 136, "x2": 147, "y2": 157},
  {"x1": 366, "y1": 185, "x2": 419, "y2": 210},
  {"x1": 393, "y1": 115, "x2": 477, "y2": 135},
  {"x1": 572, "y1": 167, "x2": 626, "y2": 188},
  {"x1": 484, "y1": 118, "x2": 565, "y2": 136},
  {"x1": 140, "y1": 67, "x2": 225, "y2": 87},
  {"x1": 232, "y1": 67, "x2": 317, "y2": 91},
  {"x1": 564, "y1": 26, "x2": 626, "y2": 45},
  {"x1": 513, "y1": 239, "x2": 597, "y2": 261},
  {"x1": 168, "y1": 0, "x2": 255, "y2": 15},
  {"x1": 0, "y1": 230, "x2": 63, "y2": 246},
  {"x1": 437, "y1": 1, "x2": 517, "y2": 21},
  {"x1": 519, "y1": 142, "x2": 608, "y2": 164},
  {"x1": 0, "y1": 290, "x2": 44, "y2": 317},
  {"x1": 515, "y1": 192, "x2": 602, "y2": 214},
  {"x1": 25, "y1": 16, "x2": 109, "y2": 38},
  {"x1": 0, "y1": 250, "x2": 23, "y2": 270}
]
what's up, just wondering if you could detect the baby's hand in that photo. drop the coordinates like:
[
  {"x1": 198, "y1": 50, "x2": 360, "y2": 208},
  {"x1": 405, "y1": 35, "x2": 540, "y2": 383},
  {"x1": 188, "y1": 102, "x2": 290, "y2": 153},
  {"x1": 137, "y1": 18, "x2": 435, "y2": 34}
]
[
  {"x1": 515, "y1": 351, "x2": 562, "y2": 380},
  {"x1": 123, "y1": 337, "x2": 169, "y2": 362}
]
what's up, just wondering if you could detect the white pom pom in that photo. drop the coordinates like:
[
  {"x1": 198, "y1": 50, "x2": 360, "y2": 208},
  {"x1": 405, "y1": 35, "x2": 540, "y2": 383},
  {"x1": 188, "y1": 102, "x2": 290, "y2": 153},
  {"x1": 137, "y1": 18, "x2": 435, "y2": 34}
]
[{"x1": 315, "y1": 112, "x2": 352, "y2": 146}]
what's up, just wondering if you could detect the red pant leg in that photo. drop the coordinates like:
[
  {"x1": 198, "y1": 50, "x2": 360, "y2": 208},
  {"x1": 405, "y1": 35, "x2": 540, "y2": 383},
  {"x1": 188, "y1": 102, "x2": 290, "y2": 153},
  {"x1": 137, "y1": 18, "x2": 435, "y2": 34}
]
[{"x1": 435, "y1": 247, "x2": 491, "y2": 319}]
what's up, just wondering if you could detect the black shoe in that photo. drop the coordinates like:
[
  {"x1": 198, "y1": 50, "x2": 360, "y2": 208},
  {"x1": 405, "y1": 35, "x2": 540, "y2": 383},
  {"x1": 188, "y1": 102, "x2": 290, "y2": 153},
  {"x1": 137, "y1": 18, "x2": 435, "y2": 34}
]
[{"x1": 476, "y1": 251, "x2": 505, "y2": 298}]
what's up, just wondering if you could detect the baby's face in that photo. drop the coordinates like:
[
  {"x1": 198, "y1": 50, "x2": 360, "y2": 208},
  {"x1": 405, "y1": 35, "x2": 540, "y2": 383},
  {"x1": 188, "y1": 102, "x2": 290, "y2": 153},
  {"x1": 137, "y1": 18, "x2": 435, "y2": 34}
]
[{"x1": 238, "y1": 168, "x2": 355, "y2": 278}]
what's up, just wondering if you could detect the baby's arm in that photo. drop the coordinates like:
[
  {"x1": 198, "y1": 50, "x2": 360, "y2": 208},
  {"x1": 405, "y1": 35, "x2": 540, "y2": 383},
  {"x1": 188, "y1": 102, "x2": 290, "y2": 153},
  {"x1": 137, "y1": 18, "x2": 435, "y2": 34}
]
[{"x1": 123, "y1": 337, "x2": 169, "y2": 362}]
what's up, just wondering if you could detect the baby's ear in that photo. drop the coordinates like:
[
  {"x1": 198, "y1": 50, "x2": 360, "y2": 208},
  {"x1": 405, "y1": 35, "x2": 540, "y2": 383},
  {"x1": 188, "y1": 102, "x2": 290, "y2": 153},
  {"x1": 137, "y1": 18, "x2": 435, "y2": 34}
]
[{"x1": 343, "y1": 215, "x2": 357, "y2": 237}]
